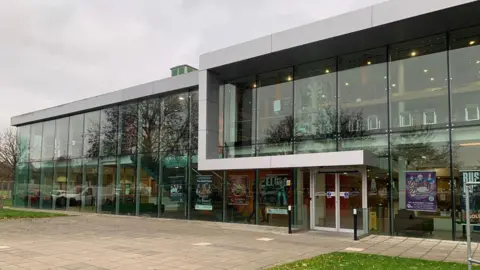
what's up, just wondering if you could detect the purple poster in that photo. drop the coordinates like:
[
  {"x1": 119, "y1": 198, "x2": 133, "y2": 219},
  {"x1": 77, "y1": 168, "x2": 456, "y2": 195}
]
[{"x1": 406, "y1": 171, "x2": 437, "y2": 212}]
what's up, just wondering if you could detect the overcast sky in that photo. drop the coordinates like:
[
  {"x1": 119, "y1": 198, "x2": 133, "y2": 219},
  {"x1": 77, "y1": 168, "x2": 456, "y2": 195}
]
[{"x1": 0, "y1": 0, "x2": 386, "y2": 130}]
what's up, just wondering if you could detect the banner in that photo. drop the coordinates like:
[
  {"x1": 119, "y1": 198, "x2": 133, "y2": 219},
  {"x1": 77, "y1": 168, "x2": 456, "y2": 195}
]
[
  {"x1": 195, "y1": 175, "x2": 212, "y2": 210},
  {"x1": 461, "y1": 171, "x2": 480, "y2": 226},
  {"x1": 261, "y1": 174, "x2": 288, "y2": 207},
  {"x1": 227, "y1": 175, "x2": 248, "y2": 205},
  {"x1": 405, "y1": 171, "x2": 437, "y2": 212},
  {"x1": 169, "y1": 176, "x2": 184, "y2": 202}
]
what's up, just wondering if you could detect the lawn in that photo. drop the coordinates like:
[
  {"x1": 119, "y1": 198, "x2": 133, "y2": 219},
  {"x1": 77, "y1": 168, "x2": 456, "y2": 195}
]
[
  {"x1": 270, "y1": 252, "x2": 470, "y2": 270},
  {"x1": 0, "y1": 208, "x2": 67, "y2": 220}
]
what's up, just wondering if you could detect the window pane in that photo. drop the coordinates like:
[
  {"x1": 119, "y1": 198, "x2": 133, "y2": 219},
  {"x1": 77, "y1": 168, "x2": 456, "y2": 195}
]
[
  {"x1": 28, "y1": 162, "x2": 41, "y2": 208},
  {"x1": 53, "y1": 160, "x2": 68, "y2": 210},
  {"x1": 338, "y1": 47, "x2": 388, "y2": 152},
  {"x1": 83, "y1": 158, "x2": 98, "y2": 212},
  {"x1": 83, "y1": 111, "x2": 100, "y2": 158},
  {"x1": 225, "y1": 170, "x2": 256, "y2": 224},
  {"x1": 55, "y1": 117, "x2": 69, "y2": 160},
  {"x1": 100, "y1": 107, "x2": 119, "y2": 157},
  {"x1": 120, "y1": 103, "x2": 138, "y2": 155},
  {"x1": 189, "y1": 166, "x2": 223, "y2": 222},
  {"x1": 138, "y1": 99, "x2": 160, "y2": 154},
  {"x1": 159, "y1": 92, "x2": 189, "y2": 154},
  {"x1": 14, "y1": 163, "x2": 29, "y2": 207},
  {"x1": 41, "y1": 121, "x2": 55, "y2": 160},
  {"x1": 17, "y1": 125, "x2": 30, "y2": 163},
  {"x1": 40, "y1": 161, "x2": 54, "y2": 210},
  {"x1": 139, "y1": 153, "x2": 159, "y2": 217},
  {"x1": 160, "y1": 152, "x2": 187, "y2": 219},
  {"x1": 294, "y1": 59, "x2": 337, "y2": 153},
  {"x1": 450, "y1": 26, "x2": 480, "y2": 126},
  {"x1": 119, "y1": 155, "x2": 136, "y2": 215},
  {"x1": 99, "y1": 157, "x2": 117, "y2": 214},
  {"x1": 223, "y1": 76, "x2": 256, "y2": 157},
  {"x1": 68, "y1": 114, "x2": 84, "y2": 158},
  {"x1": 390, "y1": 34, "x2": 448, "y2": 130},
  {"x1": 66, "y1": 159, "x2": 82, "y2": 211},
  {"x1": 257, "y1": 68, "x2": 294, "y2": 156},
  {"x1": 29, "y1": 123, "x2": 43, "y2": 161},
  {"x1": 190, "y1": 90, "x2": 199, "y2": 151},
  {"x1": 258, "y1": 169, "x2": 293, "y2": 227}
]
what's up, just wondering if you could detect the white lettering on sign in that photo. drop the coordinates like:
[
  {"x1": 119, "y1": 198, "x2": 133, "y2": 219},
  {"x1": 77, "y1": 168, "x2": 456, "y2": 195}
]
[{"x1": 463, "y1": 171, "x2": 480, "y2": 184}]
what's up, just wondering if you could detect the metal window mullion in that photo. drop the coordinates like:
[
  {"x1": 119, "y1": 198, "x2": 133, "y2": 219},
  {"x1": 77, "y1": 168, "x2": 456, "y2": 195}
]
[{"x1": 446, "y1": 32, "x2": 456, "y2": 241}]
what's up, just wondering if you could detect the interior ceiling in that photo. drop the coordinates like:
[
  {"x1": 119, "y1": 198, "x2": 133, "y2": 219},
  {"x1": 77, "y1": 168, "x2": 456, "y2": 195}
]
[{"x1": 212, "y1": 1, "x2": 480, "y2": 82}]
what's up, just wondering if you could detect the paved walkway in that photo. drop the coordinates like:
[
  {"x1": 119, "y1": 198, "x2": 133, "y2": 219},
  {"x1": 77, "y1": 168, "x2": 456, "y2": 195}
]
[{"x1": 0, "y1": 209, "x2": 477, "y2": 269}]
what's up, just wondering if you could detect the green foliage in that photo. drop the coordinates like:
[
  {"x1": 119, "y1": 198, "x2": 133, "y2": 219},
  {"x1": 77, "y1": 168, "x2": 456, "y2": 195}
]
[{"x1": 0, "y1": 209, "x2": 67, "y2": 220}]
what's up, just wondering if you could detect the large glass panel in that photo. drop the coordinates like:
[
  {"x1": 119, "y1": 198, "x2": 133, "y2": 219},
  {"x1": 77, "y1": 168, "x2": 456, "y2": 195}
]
[
  {"x1": 98, "y1": 157, "x2": 117, "y2": 214},
  {"x1": 293, "y1": 169, "x2": 310, "y2": 231},
  {"x1": 54, "y1": 117, "x2": 69, "y2": 160},
  {"x1": 66, "y1": 159, "x2": 82, "y2": 211},
  {"x1": 17, "y1": 125, "x2": 30, "y2": 163},
  {"x1": 138, "y1": 153, "x2": 159, "y2": 217},
  {"x1": 189, "y1": 166, "x2": 223, "y2": 222},
  {"x1": 13, "y1": 163, "x2": 29, "y2": 207},
  {"x1": 159, "y1": 92, "x2": 189, "y2": 154},
  {"x1": 367, "y1": 165, "x2": 390, "y2": 235},
  {"x1": 29, "y1": 123, "x2": 43, "y2": 161},
  {"x1": 53, "y1": 160, "x2": 68, "y2": 210},
  {"x1": 294, "y1": 59, "x2": 336, "y2": 153},
  {"x1": 390, "y1": 34, "x2": 449, "y2": 131},
  {"x1": 138, "y1": 99, "x2": 161, "y2": 154},
  {"x1": 83, "y1": 111, "x2": 100, "y2": 158},
  {"x1": 68, "y1": 114, "x2": 84, "y2": 158},
  {"x1": 223, "y1": 76, "x2": 256, "y2": 157},
  {"x1": 82, "y1": 158, "x2": 98, "y2": 212},
  {"x1": 450, "y1": 26, "x2": 480, "y2": 127},
  {"x1": 391, "y1": 129, "x2": 451, "y2": 239},
  {"x1": 452, "y1": 126, "x2": 480, "y2": 241},
  {"x1": 225, "y1": 170, "x2": 256, "y2": 224},
  {"x1": 160, "y1": 152, "x2": 187, "y2": 219},
  {"x1": 256, "y1": 68, "x2": 294, "y2": 156},
  {"x1": 190, "y1": 90, "x2": 199, "y2": 152},
  {"x1": 120, "y1": 102, "x2": 138, "y2": 155},
  {"x1": 99, "y1": 107, "x2": 119, "y2": 157},
  {"x1": 314, "y1": 173, "x2": 336, "y2": 228},
  {"x1": 258, "y1": 169, "x2": 293, "y2": 227},
  {"x1": 339, "y1": 172, "x2": 363, "y2": 230},
  {"x1": 28, "y1": 162, "x2": 41, "y2": 208},
  {"x1": 118, "y1": 155, "x2": 136, "y2": 215},
  {"x1": 40, "y1": 161, "x2": 54, "y2": 209},
  {"x1": 41, "y1": 120, "x2": 55, "y2": 160},
  {"x1": 218, "y1": 85, "x2": 225, "y2": 158},
  {"x1": 338, "y1": 47, "x2": 388, "y2": 152}
]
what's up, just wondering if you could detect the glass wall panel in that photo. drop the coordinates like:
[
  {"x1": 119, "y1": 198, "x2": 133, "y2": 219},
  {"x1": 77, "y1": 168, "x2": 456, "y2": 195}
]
[
  {"x1": 452, "y1": 126, "x2": 480, "y2": 241},
  {"x1": 119, "y1": 155, "x2": 136, "y2": 215},
  {"x1": 29, "y1": 123, "x2": 43, "y2": 161},
  {"x1": 190, "y1": 90, "x2": 199, "y2": 152},
  {"x1": 40, "y1": 161, "x2": 54, "y2": 209},
  {"x1": 218, "y1": 85, "x2": 225, "y2": 158},
  {"x1": 120, "y1": 102, "x2": 138, "y2": 155},
  {"x1": 390, "y1": 129, "x2": 451, "y2": 239},
  {"x1": 66, "y1": 159, "x2": 82, "y2": 211},
  {"x1": 223, "y1": 76, "x2": 256, "y2": 157},
  {"x1": 138, "y1": 99, "x2": 161, "y2": 154},
  {"x1": 256, "y1": 68, "x2": 294, "y2": 156},
  {"x1": 225, "y1": 170, "x2": 256, "y2": 224},
  {"x1": 98, "y1": 157, "x2": 117, "y2": 214},
  {"x1": 29, "y1": 162, "x2": 41, "y2": 208},
  {"x1": 14, "y1": 163, "x2": 29, "y2": 207},
  {"x1": 53, "y1": 160, "x2": 68, "y2": 210},
  {"x1": 54, "y1": 117, "x2": 69, "y2": 160},
  {"x1": 17, "y1": 125, "x2": 30, "y2": 163},
  {"x1": 100, "y1": 107, "x2": 119, "y2": 157},
  {"x1": 390, "y1": 34, "x2": 449, "y2": 131},
  {"x1": 41, "y1": 120, "x2": 55, "y2": 160},
  {"x1": 367, "y1": 165, "x2": 390, "y2": 234},
  {"x1": 159, "y1": 92, "x2": 189, "y2": 154},
  {"x1": 83, "y1": 111, "x2": 100, "y2": 158},
  {"x1": 68, "y1": 114, "x2": 84, "y2": 158},
  {"x1": 338, "y1": 48, "x2": 388, "y2": 152},
  {"x1": 450, "y1": 26, "x2": 480, "y2": 127},
  {"x1": 138, "y1": 153, "x2": 159, "y2": 217},
  {"x1": 258, "y1": 169, "x2": 293, "y2": 227},
  {"x1": 294, "y1": 59, "x2": 337, "y2": 153},
  {"x1": 82, "y1": 158, "x2": 98, "y2": 212},
  {"x1": 189, "y1": 166, "x2": 223, "y2": 222},
  {"x1": 160, "y1": 152, "x2": 187, "y2": 219}
]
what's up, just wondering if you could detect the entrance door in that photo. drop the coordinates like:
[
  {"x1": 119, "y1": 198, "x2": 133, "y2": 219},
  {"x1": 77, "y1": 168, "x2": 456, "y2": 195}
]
[{"x1": 310, "y1": 170, "x2": 365, "y2": 232}]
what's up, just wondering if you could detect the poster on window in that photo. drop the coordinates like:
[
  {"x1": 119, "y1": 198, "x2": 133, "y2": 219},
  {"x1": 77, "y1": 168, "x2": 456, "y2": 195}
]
[
  {"x1": 169, "y1": 176, "x2": 184, "y2": 202},
  {"x1": 227, "y1": 175, "x2": 248, "y2": 205},
  {"x1": 405, "y1": 171, "x2": 437, "y2": 212},
  {"x1": 195, "y1": 175, "x2": 212, "y2": 210},
  {"x1": 261, "y1": 174, "x2": 288, "y2": 207},
  {"x1": 460, "y1": 171, "x2": 480, "y2": 227}
]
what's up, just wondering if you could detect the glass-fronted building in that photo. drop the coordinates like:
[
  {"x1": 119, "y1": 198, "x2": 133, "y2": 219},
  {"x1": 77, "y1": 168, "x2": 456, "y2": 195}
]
[{"x1": 11, "y1": 0, "x2": 480, "y2": 240}]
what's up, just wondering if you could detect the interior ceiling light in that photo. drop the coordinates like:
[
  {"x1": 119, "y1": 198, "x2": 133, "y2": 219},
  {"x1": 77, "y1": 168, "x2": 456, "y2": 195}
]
[
  {"x1": 345, "y1": 82, "x2": 349, "y2": 86},
  {"x1": 392, "y1": 84, "x2": 396, "y2": 87},
  {"x1": 287, "y1": 76, "x2": 292, "y2": 81},
  {"x1": 476, "y1": 60, "x2": 480, "y2": 64},
  {"x1": 325, "y1": 69, "x2": 330, "y2": 73},
  {"x1": 367, "y1": 61, "x2": 372, "y2": 65},
  {"x1": 470, "y1": 41, "x2": 476, "y2": 45},
  {"x1": 410, "y1": 51, "x2": 417, "y2": 57},
  {"x1": 424, "y1": 69, "x2": 428, "y2": 73},
  {"x1": 430, "y1": 77, "x2": 435, "y2": 81},
  {"x1": 178, "y1": 96, "x2": 185, "y2": 100},
  {"x1": 253, "y1": 84, "x2": 257, "y2": 88}
]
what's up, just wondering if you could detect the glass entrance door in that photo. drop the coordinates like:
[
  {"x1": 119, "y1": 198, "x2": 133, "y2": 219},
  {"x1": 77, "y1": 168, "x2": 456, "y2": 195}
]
[{"x1": 311, "y1": 170, "x2": 364, "y2": 232}]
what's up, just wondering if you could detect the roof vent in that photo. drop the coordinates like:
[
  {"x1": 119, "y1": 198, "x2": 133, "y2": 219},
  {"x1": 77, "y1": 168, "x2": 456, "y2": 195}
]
[{"x1": 170, "y1": 64, "x2": 197, "y2": 77}]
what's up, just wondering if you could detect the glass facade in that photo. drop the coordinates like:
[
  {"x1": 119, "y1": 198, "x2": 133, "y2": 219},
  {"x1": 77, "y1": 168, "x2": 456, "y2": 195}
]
[{"x1": 13, "y1": 25, "x2": 480, "y2": 240}]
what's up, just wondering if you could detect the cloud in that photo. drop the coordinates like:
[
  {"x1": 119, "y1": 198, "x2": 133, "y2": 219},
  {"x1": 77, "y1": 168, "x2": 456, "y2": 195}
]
[{"x1": 0, "y1": 0, "x2": 385, "y2": 130}]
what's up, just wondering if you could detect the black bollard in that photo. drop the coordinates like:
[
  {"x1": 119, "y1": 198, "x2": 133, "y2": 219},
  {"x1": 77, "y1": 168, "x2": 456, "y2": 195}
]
[
  {"x1": 288, "y1": 205, "x2": 292, "y2": 234},
  {"x1": 353, "y1": 208, "x2": 358, "y2": 241}
]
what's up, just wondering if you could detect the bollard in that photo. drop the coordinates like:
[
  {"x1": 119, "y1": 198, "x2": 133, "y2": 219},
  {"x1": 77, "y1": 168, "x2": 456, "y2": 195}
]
[
  {"x1": 288, "y1": 205, "x2": 292, "y2": 234},
  {"x1": 353, "y1": 208, "x2": 358, "y2": 241}
]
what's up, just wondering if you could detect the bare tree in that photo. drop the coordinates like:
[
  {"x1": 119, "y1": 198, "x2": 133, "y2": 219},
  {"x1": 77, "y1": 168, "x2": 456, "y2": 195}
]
[{"x1": 0, "y1": 128, "x2": 17, "y2": 184}]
